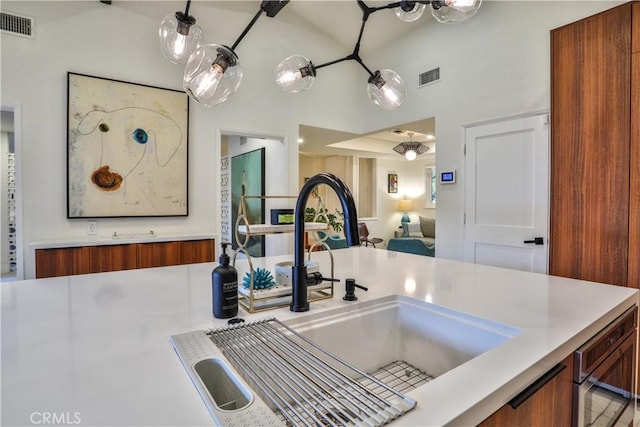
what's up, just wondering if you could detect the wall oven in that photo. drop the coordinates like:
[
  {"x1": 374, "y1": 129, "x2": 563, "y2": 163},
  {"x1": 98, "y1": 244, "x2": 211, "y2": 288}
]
[{"x1": 573, "y1": 306, "x2": 637, "y2": 426}]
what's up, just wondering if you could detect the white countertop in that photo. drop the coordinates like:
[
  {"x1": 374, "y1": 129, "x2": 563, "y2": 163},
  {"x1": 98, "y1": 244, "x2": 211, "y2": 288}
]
[
  {"x1": 1, "y1": 248, "x2": 637, "y2": 426},
  {"x1": 29, "y1": 232, "x2": 216, "y2": 249}
]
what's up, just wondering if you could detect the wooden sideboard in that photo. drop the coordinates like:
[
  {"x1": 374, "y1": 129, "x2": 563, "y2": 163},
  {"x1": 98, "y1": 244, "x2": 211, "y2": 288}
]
[{"x1": 35, "y1": 238, "x2": 215, "y2": 278}]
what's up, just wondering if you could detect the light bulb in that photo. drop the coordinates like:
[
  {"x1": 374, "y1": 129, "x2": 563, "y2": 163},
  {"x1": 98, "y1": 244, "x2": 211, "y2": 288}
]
[
  {"x1": 367, "y1": 69, "x2": 406, "y2": 110},
  {"x1": 158, "y1": 13, "x2": 203, "y2": 65},
  {"x1": 394, "y1": 1, "x2": 426, "y2": 22},
  {"x1": 274, "y1": 55, "x2": 316, "y2": 93},
  {"x1": 188, "y1": 64, "x2": 224, "y2": 100},
  {"x1": 405, "y1": 150, "x2": 417, "y2": 161},
  {"x1": 431, "y1": 0, "x2": 482, "y2": 23},
  {"x1": 183, "y1": 44, "x2": 242, "y2": 107},
  {"x1": 173, "y1": 33, "x2": 187, "y2": 56}
]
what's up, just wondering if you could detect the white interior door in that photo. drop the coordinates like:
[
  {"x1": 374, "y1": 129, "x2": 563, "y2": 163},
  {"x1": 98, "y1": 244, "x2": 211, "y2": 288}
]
[{"x1": 463, "y1": 114, "x2": 549, "y2": 273}]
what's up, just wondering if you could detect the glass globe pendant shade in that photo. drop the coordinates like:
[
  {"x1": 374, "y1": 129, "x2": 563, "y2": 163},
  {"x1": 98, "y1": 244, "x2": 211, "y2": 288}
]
[
  {"x1": 183, "y1": 44, "x2": 243, "y2": 107},
  {"x1": 158, "y1": 12, "x2": 203, "y2": 65},
  {"x1": 367, "y1": 69, "x2": 406, "y2": 111},
  {"x1": 274, "y1": 55, "x2": 316, "y2": 93},
  {"x1": 431, "y1": 0, "x2": 482, "y2": 24},
  {"x1": 394, "y1": 1, "x2": 426, "y2": 22},
  {"x1": 405, "y1": 150, "x2": 417, "y2": 161}
]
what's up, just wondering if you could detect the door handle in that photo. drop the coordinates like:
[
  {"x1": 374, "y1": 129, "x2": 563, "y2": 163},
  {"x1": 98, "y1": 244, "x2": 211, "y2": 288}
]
[{"x1": 523, "y1": 237, "x2": 544, "y2": 245}]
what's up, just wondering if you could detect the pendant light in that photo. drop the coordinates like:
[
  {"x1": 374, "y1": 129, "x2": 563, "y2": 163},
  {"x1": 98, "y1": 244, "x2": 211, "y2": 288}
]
[
  {"x1": 273, "y1": 55, "x2": 316, "y2": 93},
  {"x1": 367, "y1": 69, "x2": 406, "y2": 111},
  {"x1": 161, "y1": 0, "x2": 482, "y2": 108},
  {"x1": 431, "y1": 0, "x2": 482, "y2": 24},
  {"x1": 183, "y1": 45, "x2": 242, "y2": 107},
  {"x1": 393, "y1": 132, "x2": 430, "y2": 161},
  {"x1": 394, "y1": 1, "x2": 427, "y2": 22},
  {"x1": 182, "y1": 1, "x2": 290, "y2": 107},
  {"x1": 158, "y1": 0, "x2": 203, "y2": 65}
]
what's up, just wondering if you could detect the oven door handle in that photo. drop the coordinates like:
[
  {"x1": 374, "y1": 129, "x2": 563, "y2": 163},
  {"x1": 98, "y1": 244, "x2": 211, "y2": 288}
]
[{"x1": 508, "y1": 363, "x2": 567, "y2": 409}]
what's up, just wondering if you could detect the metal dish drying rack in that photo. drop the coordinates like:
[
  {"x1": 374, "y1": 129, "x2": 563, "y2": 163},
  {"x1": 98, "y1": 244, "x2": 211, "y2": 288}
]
[{"x1": 207, "y1": 318, "x2": 421, "y2": 426}]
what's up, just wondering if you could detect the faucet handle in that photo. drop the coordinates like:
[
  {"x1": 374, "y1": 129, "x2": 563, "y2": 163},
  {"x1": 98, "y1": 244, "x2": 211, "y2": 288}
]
[
  {"x1": 305, "y1": 271, "x2": 340, "y2": 286},
  {"x1": 343, "y1": 278, "x2": 368, "y2": 301}
]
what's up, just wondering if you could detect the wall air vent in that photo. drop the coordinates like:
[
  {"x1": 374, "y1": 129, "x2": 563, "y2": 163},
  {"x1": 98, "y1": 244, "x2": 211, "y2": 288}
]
[
  {"x1": 419, "y1": 67, "x2": 440, "y2": 87},
  {"x1": 1, "y1": 12, "x2": 34, "y2": 38}
]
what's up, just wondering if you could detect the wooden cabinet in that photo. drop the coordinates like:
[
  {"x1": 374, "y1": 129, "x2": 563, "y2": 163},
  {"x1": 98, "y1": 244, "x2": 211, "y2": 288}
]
[
  {"x1": 178, "y1": 239, "x2": 216, "y2": 264},
  {"x1": 479, "y1": 355, "x2": 573, "y2": 427},
  {"x1": 136, "y1": 241, "x2": 181, "y2": 269},
  {"x1": 633, "y1": 2, "x2": 639, "y2": 53},
  {"x1": 549, "y1": 3, "x2": 635, "y2": 287},
  {"x1": 631, "y1": 51, "x2": 640, "y2": 288},
  {"x1": 92, "y1": 244, "x2": 138, "y2": 273},
  {"x1": 35, "y1": 246, "x2": 93, "y2": 278},
  {"x1": 35, "y1": 239, "x2": 215, "y2": 278}
]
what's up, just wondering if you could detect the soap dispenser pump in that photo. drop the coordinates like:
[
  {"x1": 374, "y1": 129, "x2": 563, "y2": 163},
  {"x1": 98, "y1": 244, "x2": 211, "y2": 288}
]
[{"x1": 212, "y1": 243, "x2": 238, "y2": 319}]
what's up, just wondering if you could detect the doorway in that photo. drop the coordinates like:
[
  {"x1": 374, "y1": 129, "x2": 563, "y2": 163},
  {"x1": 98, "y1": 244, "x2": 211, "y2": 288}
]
[
  {"x1": 220, "y1": 132, "x2": 288, "y2": 258},
  {"x1": 297, "y1": 118, "x2": 437, "y2": 245}
]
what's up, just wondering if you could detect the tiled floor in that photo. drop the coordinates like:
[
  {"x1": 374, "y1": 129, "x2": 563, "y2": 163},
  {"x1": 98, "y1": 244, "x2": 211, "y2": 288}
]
[{"x1": 586, "y1": 385, "x2": 637, "y2": 426}]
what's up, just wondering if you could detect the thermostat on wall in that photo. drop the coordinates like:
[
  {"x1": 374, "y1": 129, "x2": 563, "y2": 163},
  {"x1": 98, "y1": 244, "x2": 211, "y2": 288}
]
[{"x1": 440, "y1": 170, "x2": 456, "y2": 184}]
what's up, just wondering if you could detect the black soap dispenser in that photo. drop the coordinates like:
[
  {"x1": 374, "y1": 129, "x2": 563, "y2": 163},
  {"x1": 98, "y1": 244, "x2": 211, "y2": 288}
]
[{"x1": 212, "y1": 243, "x2": 238, "y2": 319}]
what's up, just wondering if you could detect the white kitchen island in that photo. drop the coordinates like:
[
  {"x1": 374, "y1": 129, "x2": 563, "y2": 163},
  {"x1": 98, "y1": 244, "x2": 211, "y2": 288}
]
[{"x1": 1, "y1": 247, "x2": 637, "y2": 426}]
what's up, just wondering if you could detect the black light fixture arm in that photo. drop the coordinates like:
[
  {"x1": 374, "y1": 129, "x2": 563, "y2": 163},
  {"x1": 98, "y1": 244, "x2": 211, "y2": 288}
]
[
  {"x1": 314, "y1": 54, "x2": 374, "y2": 77},
  {"x1": 310, "y1": 0, "x2": 446, "y2": 79},
  {"x1": 314, "y1": 0, "x2": 386, "y2": 78},
  {"x1": 230, "y1": 1, "x2": 290, "y2": 52},
  {"x1": 230, "y1": 8, "x2": 265, "y2": 51}
]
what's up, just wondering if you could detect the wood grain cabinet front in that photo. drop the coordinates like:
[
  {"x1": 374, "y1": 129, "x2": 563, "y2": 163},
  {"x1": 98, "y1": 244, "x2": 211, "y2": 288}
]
[
  {"x1": 630, "y1": 51, "x2": 640, "y2": 288},
  {"x1": 35, "y1": 239, "x2": 215, "y2": 278},
  {"x1": 178, "y1": 239, "x2": 215, "y2": 265},
  {"x1": 91, "y1": 244, "x2": 138, "y2": 273},
  {"x1": 136, "y1": 241, "x2": 181, "y2": 269},
  {"x1": 36, "y1": 246, "x2": 93, "y2": 278},
  {"x1": 549, "y1": 3, "x2": 633, "y2": 287},
  {"x1": 633, "y1": 2, "x2": 639, "y2": 53},
  {"x1": 479, "y1": 355, "x2": 573, "y2": 427}
]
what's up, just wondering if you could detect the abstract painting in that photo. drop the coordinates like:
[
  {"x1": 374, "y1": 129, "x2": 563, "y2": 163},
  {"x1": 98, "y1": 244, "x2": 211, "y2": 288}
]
[
  {"x1": 231, "y1": 148, "x2": 265, "y2": 257},
  {"x1": 67, "y1": 72, "x2": 188, "y2": 218}
]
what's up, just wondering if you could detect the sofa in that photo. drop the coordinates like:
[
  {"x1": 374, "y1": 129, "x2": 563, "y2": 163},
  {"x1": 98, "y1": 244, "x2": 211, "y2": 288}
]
[
  {"x1": 313, "y1": 231, "x2": 348, "y2": 250},
  {"x1": 387, "y1": 216, "x2": 435, "y2": 257}
]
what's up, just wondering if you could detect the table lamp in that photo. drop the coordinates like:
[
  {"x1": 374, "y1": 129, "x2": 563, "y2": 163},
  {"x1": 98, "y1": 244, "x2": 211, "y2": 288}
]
[{"x1": 398, "y1": 199, "x2": 412, "y2": 225}]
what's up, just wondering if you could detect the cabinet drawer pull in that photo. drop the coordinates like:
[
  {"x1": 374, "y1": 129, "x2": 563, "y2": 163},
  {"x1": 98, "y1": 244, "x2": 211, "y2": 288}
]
[{"x1": 507, "y1": 363, "x2": 566, "y2": 409}]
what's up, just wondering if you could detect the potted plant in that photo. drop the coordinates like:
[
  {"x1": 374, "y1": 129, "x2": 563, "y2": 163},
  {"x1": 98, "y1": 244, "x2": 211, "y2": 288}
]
[{"x1": 304, "y1": 207, "x2": 344, "y2": 233}]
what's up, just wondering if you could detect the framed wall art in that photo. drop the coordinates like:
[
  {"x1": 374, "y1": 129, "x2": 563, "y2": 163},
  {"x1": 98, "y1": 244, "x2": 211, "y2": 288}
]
[
  {"x1": 231, "y1": 148, "x2": 266, "y2": 257},
  {"x1": 67, "y1": 72, "x2": 189, "y2": 218},
  {"x1": 388, "y1": 173, "x2": 398, "y2": 193}
]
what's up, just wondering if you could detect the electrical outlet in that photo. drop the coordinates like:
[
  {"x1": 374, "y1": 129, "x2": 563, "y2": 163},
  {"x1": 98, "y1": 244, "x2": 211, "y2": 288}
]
[{"x1": 87, "y1": 220, "x2": 98, "y2": 235}]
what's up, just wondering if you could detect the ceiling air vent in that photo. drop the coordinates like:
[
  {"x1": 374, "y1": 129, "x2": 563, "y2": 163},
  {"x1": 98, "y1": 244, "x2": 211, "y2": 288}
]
[
  {"x1": 419, "y1": 67, "x2": 440, "y2": 87},
  {"x1": 1, "y1": 11, "x2": 34, "y2": 38}
]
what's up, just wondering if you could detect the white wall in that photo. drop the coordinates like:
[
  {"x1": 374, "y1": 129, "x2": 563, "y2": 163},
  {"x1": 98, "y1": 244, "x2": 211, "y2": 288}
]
[
  {"x1": 358, "y1": 1, "x2": 624, "y2": 260},
  {"x1": 1, "y1": 1, "x2": 364, "y2": 277}
]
